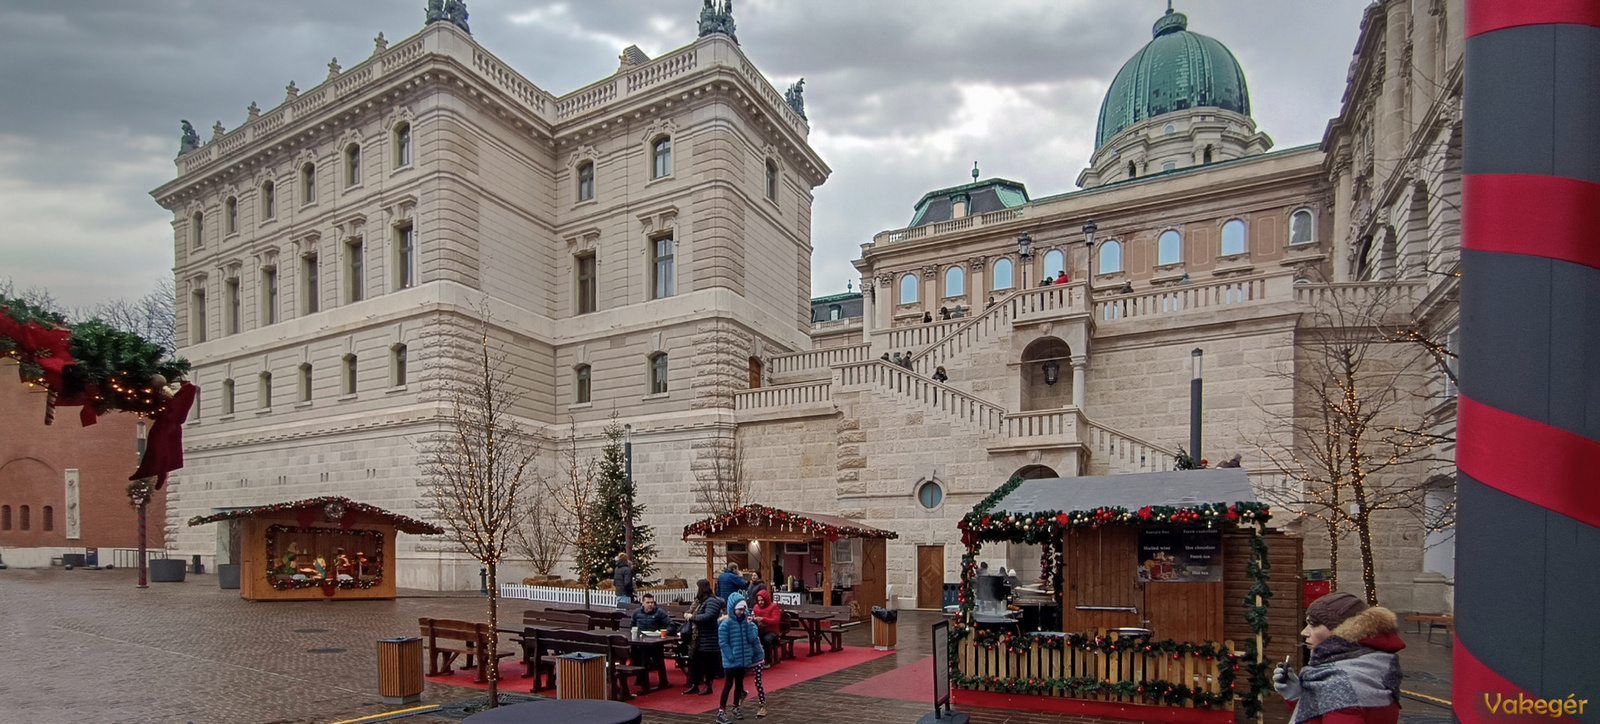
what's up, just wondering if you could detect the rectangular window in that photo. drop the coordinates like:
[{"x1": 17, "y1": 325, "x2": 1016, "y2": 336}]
[
  {"x1": 298, "y1": 364, "x2": 312, "y2": 403},
  {"x1": 392, "y1": 345, "x2": 407, "y2": 387},
  {"x1": 652, "y1": 138, "x2": 672, "y2": 179},
  {"x1": 222, "y1": 378, "x2": 235, "y2": 415},
  {"x1": 396, "y1": 225, "x2": 415, "y2": 290},
  {"x1": 347, "y1": 241, "x2": 364, "y2": 302},
  {"x1": 651, "y1": 236, "x2": 674, "y2": 299},
  {"x1": 262, "y1": 267, "x2": 278, "y2": 325},
  {"x1": 395, "y1": 124, "x2": 412, "y2": 167},
  {"x1": 576, "y1": 253, "x2": 597, "y2": 314},
  {"x1": 343, "y1": 355, "x2": 358, "y2": 395},
  {"x1": 576, "y1": 365, "x2": 591, "y2": 404},
  {"x1": 303, "y1": 254, "x2": 320, "y2": 314},
  {"x1": 191, "y1": 289, "x2": 208, "y2": 344},
  {"x1": 225, "y1": 198, "x2": 238, "y2": 234},
  {"x1": 225, "y1": 278, "x2": 240, "y2": 335},
  {"x1": 259, "y1": 372, "x2": 272, "y2": 409},
  {"x1": 577, "y1": 162, "x2": 595, "y2": 201}
]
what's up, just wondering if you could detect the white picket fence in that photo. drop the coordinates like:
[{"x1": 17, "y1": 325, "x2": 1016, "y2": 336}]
[{"x1": 500, "y1": 584, "x2": 694, "y2": 606}]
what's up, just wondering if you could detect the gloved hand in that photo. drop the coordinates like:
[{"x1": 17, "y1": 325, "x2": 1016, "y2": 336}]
[{"x1": 1273, "y1": 661, "x2": 1302, "y2": 700}]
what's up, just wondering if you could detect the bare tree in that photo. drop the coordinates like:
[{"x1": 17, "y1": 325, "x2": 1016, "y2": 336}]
[
  {"x1": 82, "y1": 279, "x2": 177, "y2": 355},
  {"x1": 1254, "y1": 281, "x2": 1449, "y2": 605},
  {"x1": 512, "y1": 482, "x2": 568, "y2": 578},
  {"x1": 692, "y1": 432, "x2": 747, "y2": 517},
  {"x1": 543, "y1": 419, "x2": 602, "y2": 604},
  {"x1": 416, "y1": 313, "x2": 539, "y2": 708}
]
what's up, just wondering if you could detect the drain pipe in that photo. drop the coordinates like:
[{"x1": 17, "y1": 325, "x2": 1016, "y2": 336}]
[{"x1": 1190, "y1": 348, "x2": 1203, "y2": 465}]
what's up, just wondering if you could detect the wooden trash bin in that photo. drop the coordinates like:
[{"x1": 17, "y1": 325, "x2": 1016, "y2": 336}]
[
  {"x1": 872, "y1": 617, "x2": 897, "y2": 650},
  {"x1": 557, "y1": 652, "x2": 608, "y2": 700},
  {"x1": 377, "y1": 637, "x2": 424, "y2": 704}
]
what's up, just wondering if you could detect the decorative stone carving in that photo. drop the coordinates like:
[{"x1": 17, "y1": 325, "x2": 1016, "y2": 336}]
[
  {"x1": 697, "y1": 0, "x2": 738, "y2": 44},
  {"x1": 246, "y1": 102, "x2": 260, "y2": 122},
  {"x1": 373, "y1": 32, "x2": 388, "y2": 54},
  {"x1": 212, "y1": 121, "x2": 226, "y2": 142},
  {"x1": 178, "y1": 121, "x2": 201, "y2": 156},
  {"x1": 876, "y1": 274, "x2": 893, "y2": 288},
  {"x1": 427, "y1": 0, "x2": 471, "y2": 33},
  {"x1": 921, "y1": 265, "x2": 939, "y2": 277},
  {"x1": 327, "y1": 57, "x2": 342, "y2": 79},
  {"x1": 784, "y1": 78, "x2": 807, "y2": 120},
  {"x1": 284, "y1": 80, "x2": 299, "y2": 102},
  {"x1": 968, "y1": 256, "x2": 987, "y2": 272}
]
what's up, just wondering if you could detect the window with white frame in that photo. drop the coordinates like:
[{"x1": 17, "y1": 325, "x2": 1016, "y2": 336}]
[
  {"x1": 261, "y1": 267, "x2": 278, "y2": 325},
  {"x1": 347, "y1": 240, "x2": 364, "y2": 303},
  {"x1": 261, "y1": 181, "x2": 276, "y2": 219},
  {"x1": 298, "y1": 363, "x2": 312, "y2": 403},
  {"x1": 1221, "y1": 219, "x2": 1248, "y2": 256},
  {"x1": 345, "y1": 144, "x2": 361, "y2": 186},
  {"x1": 395, "y1": 224, "x2": 415, "y2": 290},
  {"x1": 302, "y1": 253, "x2": 320, "y2": 314},
  {"x1": 651, "y1": 136, "x2": 672, "y2": 179},
  {"x1": 191, "y1": 288, "x2": 207, "y2": 343},
  {"x1": 899, "y1": 273, "x2": 919, "y2": 304},
  {"x1": 224, "y1": 197, "x2": 238, "y2": 235},
  {"x1": 1043, "y1": 249, "x2": 1066, "y2": 278},
  {"x1": 391, "y1": 344, "x2": 407, "y2": 387},
  {"x1": 301, "y1": 163, "x2": 316, "y2": 204},
  {"x1": 1098, "y1": 241, "x2": 1123, "y2": 274},
  {"x1": 1158, "y1": 230, "x2": 1182, "y2": 266},
  {"x1": 342, "y1": 354, "x2": 358, "y2": 395},
  {"x1": 991, "y1": 258, "x2": 1014, "y2": 290},
  {"x1": 225, "y1": 278, "x2": 240, "y2": 335},
  {"x1": 222, "y1": 378, "x2": 235, "y2": 415},
  {"x1": 1290, "y1": 209, "x2": 1316, "y2": 245},
  {"x1": 650, "y1": 236, "x2": 674, "y2": 299},
  {"x1": 944, "y1": 266, "x2": 965, "y2": 297},
  {"x1": 577, "y1": 161, "x2": 595, "y2": 202},
  {"x1": 258, "y1": 371, "x2": 272, "y2": 409},
  {"x1": 765, "y1": 160, "x2": 779, "y2": 201},
  {"x1": 575, "y1": 364, "x2": 591, "y2": 404},
  {"x1": 648, "y1": 353, "x2": 668, "y2": 395},
  {"x1": 576, "y1": 253, "x2": 597, "y2": 314},
  {"x1": 394, "y1": 123, "x2": 412, "y2": 167},
  {"x1": 191, "y1": 212, "x2": 204, "y2": 248}
]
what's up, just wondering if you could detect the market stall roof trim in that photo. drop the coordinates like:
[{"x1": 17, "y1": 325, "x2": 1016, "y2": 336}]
[
  {"x1": 683, "y1": 503, "x2": 899, "y2": 540},
  {"x1": 993, "y1": 468, "x2": 1257, "y2": 515},
  {"x1": 187, "y1": 496, "x2": 444, "y2": 535}
]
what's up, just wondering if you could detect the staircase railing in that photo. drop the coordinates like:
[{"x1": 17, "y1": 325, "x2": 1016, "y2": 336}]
[
  {"x1": 837, "y1": 360, "x2": 1007, "y2": 434},
  {"x1": 768, "y1": 343, "x2": 870, "y2": 376},
  {"x1": 733, "y1": 380, "x2": 833, "y2": 411},
  {"x1": 1082, "y1": 420, "x2": 1176, "y2": 473}
]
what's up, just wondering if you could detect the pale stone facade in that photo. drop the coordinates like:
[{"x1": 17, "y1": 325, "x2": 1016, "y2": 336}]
[{"x1": 152, "y1": 2, "x2": 1461, "y2": 610}]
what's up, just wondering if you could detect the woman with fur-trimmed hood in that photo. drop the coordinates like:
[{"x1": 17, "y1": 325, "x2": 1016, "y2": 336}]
[{"x1": 1274, "y1": 592, "x2": 1405, "y2": 724}]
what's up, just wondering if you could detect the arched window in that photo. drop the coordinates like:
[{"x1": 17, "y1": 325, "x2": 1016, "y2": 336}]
[
  {"x1": 1290, "y1": 209, "x2": 1316, "y2": 245},
  {"x1": 19, "y1": 505, "x2": 29, "y2": 531},
  {"x1": 261, "y1": 180, "x2": 276, "y2": 219},
  {"x1": 944, "y1": 266, "x2": 965, "y2": 297},
  {"x1": 301, "y1": 163, "x2": 316, "y2": 204},
  {"x1": 765, "y1": 160, "x2": 779, "y2": 200},
  {"x1": 898, "y1": 274, "x2": 919, "y2": 304},
  {"x1": 43, "y1": 506, "x2": 53, "y2": 532},
  {"x1": 1043, "y1": 249, "x2": 1065, "y2": 278},
  {"x1": 991, "y1": 258, "x2": 1014, "y2": 290},
  {"x1": 224, "y1": 196, "x2": 238, "y2": 235},
  {"x1": 222, "y1": 378, "x2": 235, "y2": 415},
  {"x1": 1, "y1": 505, "x2": 10, "y2": 531},
  {"x1": 345, "y1": 143, "x2": 361, "y2": 185},
  {"x1": 576, "y1": 161, "x2": 595, "y2": 202},
  {"x1": 575, "y1": 364, "x2": 592, "y2": 403},
  {"x1": 298, "y1": 363, "x2": 313, "y2": 402},
  {"x1": 258, "y1": 371, "x2": 272, "y2": 409},
  {"x1": 1164, "y1": 123, "x2": 1176, "y2": 136},
  {"x1": 828, "y1": 304, "x2": 842, "y2": 321},
  {"x1": 1203, "y1": 145, "x2": 1213, "y2": 164},
  {"x1": 391, "y1": 344, "x2": 407, "y2": 387},
  {"x1": 648, "y1": 353, "x2": 668, "y2": 395},
  {"x1": 1099, "y1": 240, "x2": 1123, "y2": 274},
  {"x1": 1221, "y1": 219, "x2": 1247, "y2": 256},
  {"x1": 191, "y1": 211, "x2": 204, "y2": 248},
  {"x1": 394, "y1": 123, "x2": 412, "y2": 167},
  {"x1": 1158, "y1": 230, "x2": 1182, "y2": 266},
  {"x1": 651, "y1": 136, "x2": 672, "y2": 179}
]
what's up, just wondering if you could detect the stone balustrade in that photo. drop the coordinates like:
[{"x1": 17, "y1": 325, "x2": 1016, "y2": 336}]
[
  {"x1": 1083, "y1": 420, "x2": 1174, "y2": 473},
  {"x1": 767, "y1": 343, "x2": 870, "y2": 376},
  {"x1": 733, "y1": 380, "x2": 832, "y2": 411},
  {"x1": 1002, "y1": 408, "x2": 1086, "y2": 442},
  {"x1": 838, "y1": 360, "x2": 1006, "y2": 434},
  {"x1": 873, "y1": 207, "x2": 1024, "y2": 245}
]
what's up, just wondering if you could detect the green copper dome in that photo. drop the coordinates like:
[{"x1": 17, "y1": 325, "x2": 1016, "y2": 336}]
[{"x1": 1094, "y1": 8, "x2": 1251, "y2": 149}]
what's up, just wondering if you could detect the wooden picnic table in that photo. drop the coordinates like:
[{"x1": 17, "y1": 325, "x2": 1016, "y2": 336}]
[
  {"x1": 794, "y1": 611, "x2": 847, "y2": 656},
  {"x1": 620, "y1": 630, "x2": 679, "y2": 692}
]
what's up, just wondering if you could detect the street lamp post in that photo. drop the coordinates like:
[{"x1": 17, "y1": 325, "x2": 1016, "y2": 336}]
[
  {"x1": 1017, "y1": 232, "x2": 1034, "y2": 289},
  {"x1": 622, "y1": 424, "x2": 635, "y2": 559},
  {"x1": 1190, "y1": 348, "x2": 1203, "y2": 465},
  {"x1": 1082, "y1": 218, "x2": 1098, "y2": 287}
]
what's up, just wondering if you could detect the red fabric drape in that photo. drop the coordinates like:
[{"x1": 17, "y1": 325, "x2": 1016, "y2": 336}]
[{"x1": 130, "y1": 382, "x2": 197, "y2": 489}]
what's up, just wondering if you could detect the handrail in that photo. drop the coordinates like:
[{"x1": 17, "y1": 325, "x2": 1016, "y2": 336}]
[
  {"x1": 1082, "y1": 419, "x2": 1175, "y2": 473},
  {"x1": 768, "y1": 344, "x2": 870, "y2": 375},
  {"x1": 1093, "y1": 276, "x2": 1272, "y2": 322},
  {"x1": 733, "y1": 380, "x2": 832, "y2": 411},
  {"x1": 908, "y1": 284, "x2": 1085, "y2": 376},
  {"x1": 837, "y1": 360, "x2": 1006, "y2": 434}
]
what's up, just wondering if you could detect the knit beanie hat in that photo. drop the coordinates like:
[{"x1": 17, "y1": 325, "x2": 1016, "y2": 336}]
[{"x1": 1306, "y1": 591, "x2": 1369, "y2": 628}]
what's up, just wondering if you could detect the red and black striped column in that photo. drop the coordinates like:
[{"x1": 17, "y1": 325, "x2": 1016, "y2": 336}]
[{"x1": 1458, "y1": 3, "x2": 1600, "y2": 723}]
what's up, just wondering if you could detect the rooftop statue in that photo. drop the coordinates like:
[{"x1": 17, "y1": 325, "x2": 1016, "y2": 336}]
[
  {"x1": 697, "y1": 0, "x2": 738, "y2": 44},
  {"x1": 428, "y1": 0, "x2": 470, "y2": 34},
  {"x1": 178, "y1": 120, "x2": 201, "y2": 156},
  {"x1": 784, "y1": 78, "x2": 807, "y2": 120}
]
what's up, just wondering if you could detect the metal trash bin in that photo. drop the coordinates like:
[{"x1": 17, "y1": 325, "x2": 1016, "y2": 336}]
[
  {"x1": 557, "y1": 652, "x2": 608, "y2": 700},
  {"x1": 148, "y1": 558, "x2": 187, "y2": 582},
  {"x1": 377, "y1": 637, "x2": 424, "y2": 704},
  {"x1": 218, "y1": 563, "x2": 241, "y2": 590},
  {"x1": 62, "y1": 553, "x2": 86, "y2": 568}
]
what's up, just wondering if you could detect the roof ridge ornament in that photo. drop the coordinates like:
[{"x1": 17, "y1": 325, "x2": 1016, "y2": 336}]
[
  {"x1": 425, "y1": 0, "x2": 471, "y2": 35},
  {"x1": 697, "y1": 0, "x2": 738, "y2": 45},
  {"x1": 784, "y1": 78, "x2": 806, "y2": 119},
  {"x1": 1153, "y1": 3, "x2": 1187, "y2": 37}
]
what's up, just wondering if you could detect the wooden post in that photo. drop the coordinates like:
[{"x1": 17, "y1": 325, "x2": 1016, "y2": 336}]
[
  {"x1": 758, "y1": 540, "x2": 773, "y2": 587},
  {"x1": 822, "y1": 538, "x2": 833, "y2": 606},
  {"x1": 705, "y1": 541, "x2": 715, "y2": 584}
]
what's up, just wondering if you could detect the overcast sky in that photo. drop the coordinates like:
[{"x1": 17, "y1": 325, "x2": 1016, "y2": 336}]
[{"x1": 0, "y1": 0, "x2": 1368, "y2": 308}]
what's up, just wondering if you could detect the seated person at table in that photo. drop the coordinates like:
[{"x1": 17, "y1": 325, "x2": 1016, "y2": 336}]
[
  {"x1": 751, "y1": 589, "x2": 783, "y2": 653},
  {"x1": 631, "y1": 593, "x2": 673, "y2": 633}
]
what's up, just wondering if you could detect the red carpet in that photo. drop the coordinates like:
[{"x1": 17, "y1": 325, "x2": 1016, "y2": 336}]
[
  {"x1": 426, "y1": 648, "x2": 893, "y2": 716},
  {"x1": 839, "y1": 657, "x2": 1233, "y2": 724}
]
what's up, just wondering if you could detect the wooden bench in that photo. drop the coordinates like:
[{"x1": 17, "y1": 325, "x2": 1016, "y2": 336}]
[
  {"x1": 552, "y1": 607, "x2": 625, "y2": 631},
  {"x1": 776, "y1": 611, "x2": 806, "y2": 662},
  {"x1": 1404, "y1": 614, "x2": 1454, "y2": 644},
  {"x1": 419, "y1": 617, "x2": 512, "y2": 684},
  {"x1": 518, "y1": 627, "x2": 645, "y2": 700},
  {"x1": 523, "y1": 609, "x2": 592, "y2": 630},
  {"x1": 792, "y1": 604, "x2": 863, "y2": 652}
]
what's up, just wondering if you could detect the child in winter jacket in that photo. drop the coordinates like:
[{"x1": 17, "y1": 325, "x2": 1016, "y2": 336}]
[
  {"x1": 716, "y1": 593, "x2": 763, "y2": 722},
  {"x1": 1274, "y1": 592, "x2": 1406, "y2": 724}
]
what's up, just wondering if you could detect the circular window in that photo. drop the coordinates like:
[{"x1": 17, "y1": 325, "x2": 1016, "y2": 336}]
[{"x1": 917, "y1": 481, "x2": 944, "y2": 509}]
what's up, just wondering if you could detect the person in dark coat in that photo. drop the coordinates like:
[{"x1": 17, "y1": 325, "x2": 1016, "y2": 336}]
[
  {"x1": 1275, "y1": 592, "x2": 1405, "y2": 724},
  {"x1": 683, "y1": 579, "x2": 725, "y2": 695},
  {"x1": 612, "y1": 552, "x2": 635, "y2": 604},
  {"x1": 716, "y1": 563, "x2": 747, "y2": 599},
  {"x1": 630, "y1": 592, "x2": 673, "y2": 632}
]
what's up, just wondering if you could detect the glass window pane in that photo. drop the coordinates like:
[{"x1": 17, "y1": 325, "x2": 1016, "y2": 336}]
[
  {"x1": 991, "y1": 259, "x2": 1013, "y2": 290},
  {"x1": 1222, "y1": 219, "x2": 1247, "y2": 255},
  {"x1": 944, "y1": 267, "x2": 965, "y2": 297},
  {"x1": 1099, "y1": 241, "x2": 1122, "y2": 274},
  {"x1": 899, "y1": 274, "x2": 919, "y2": 304},
  {"x1": 1290, "y1": 210, "x2": 1314, "y2": 245},
  {"x1": 1043, "y1": 250, "x2": 1065, "y2": 277},
  {"x1": 1158, "y1": 230, "x2": 1182, "y2": 266},
  {"x1": 576, "y1": 366, "x2": 591, "y2": 403}
]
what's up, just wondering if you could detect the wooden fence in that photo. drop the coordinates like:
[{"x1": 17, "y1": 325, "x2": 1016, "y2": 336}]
[{"x1": 956, "y1": 630, "x2": 1235, "y2": 711}]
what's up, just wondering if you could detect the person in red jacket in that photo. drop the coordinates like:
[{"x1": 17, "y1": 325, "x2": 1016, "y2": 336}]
[{"x1": 1275, "y1": 592, "x2": 1405, "y2": 724}]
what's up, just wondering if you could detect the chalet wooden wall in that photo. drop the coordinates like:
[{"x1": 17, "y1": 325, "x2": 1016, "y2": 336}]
[
  {"x1": 1222, "y1": 529, "x2": 1302, "y2": 724},
  {"x1": 237, "y1": 515, "x2": 398, "y2": 601}
]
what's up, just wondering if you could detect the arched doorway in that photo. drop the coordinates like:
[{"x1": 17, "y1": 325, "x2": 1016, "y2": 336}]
[
  {"x1": 748, "y1": 357, "x2": 763, "y2": 389},
  {"x1": 1013, "y1": 465, "x2": 1058, "y2": 480},
  {"x1": 1020, "y1": 337, "x2": 1072, "y2": 411}
]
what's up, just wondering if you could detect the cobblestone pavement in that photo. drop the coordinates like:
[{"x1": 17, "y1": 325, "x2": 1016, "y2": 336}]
[{"x1": 0, "y1": 568, "x2": 1455, "y2": 724}]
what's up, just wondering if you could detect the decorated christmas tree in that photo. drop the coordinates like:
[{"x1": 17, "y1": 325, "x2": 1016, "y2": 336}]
[{"x1": 578, "y1": 421, "x2": 658, "y2": 584}]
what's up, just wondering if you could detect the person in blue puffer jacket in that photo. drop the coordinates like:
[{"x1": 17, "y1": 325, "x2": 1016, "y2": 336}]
[{"x1": 715, "y1": 592, "x2": 762, "y2": 723}]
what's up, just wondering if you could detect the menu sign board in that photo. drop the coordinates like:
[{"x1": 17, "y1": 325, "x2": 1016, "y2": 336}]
[{"x1": 1137, "y1": 528, "x2": 1222, "y2": 583}]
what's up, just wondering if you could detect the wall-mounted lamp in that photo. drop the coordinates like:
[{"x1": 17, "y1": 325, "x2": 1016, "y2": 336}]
[{"x1": 1042, "y1": 359, "x2": 1061, "y2": 385}]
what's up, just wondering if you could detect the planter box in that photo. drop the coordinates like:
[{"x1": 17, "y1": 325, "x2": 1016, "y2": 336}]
[
  {"x1": 218, "y1": 564, "x2": 241, "y2": 590},
  {"x1": 149, "y1": 558, "x2": 187, "y2": 583}
]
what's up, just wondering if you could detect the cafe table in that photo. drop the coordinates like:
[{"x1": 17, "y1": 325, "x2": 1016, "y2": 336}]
[
  {"x1": 622, "y1": 630, "x2": 678, "y2": 692},
  {"x1": 463, "y1": 699, "x2": 641, "y2": 724},
  {"x1": 794, "y1": 611, "x2": 845, "y2": 656}
]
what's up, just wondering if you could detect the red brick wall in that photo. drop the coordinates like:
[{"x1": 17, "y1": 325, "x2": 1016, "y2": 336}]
[{"x1": 0, "y1": 360, "x2": 167, "y2": 549}]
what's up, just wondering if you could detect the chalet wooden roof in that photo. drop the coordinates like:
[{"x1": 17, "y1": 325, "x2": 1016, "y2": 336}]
[
  {"x1": 186, "y1": 496, "x2": 444, "y2": 535},
  {"x1": 683, "y1": 504, "x2": 898, "y2": 541}
]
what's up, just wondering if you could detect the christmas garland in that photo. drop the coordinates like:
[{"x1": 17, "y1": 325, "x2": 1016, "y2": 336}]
[
  {"x1": 969, "y1": 629, "x2": 1234, "y2": 660},
  {"x1": 1239, "y1": 523, "x2": 1274, "y2": 719},
  {"x1": 681, "y1": 503, "x2": 898, "y2": 541},
  {"x1": 959, "y1": 501, "x2": 1270, "y2": 545},
  {"x1": 264, "y1": 525, "x2": 386, "y2": 591},
  {"x1": 2, "y1": 295, "x2": 190, "y2": 422},
  {"x1": 950, "y1": 673, "x2": 1234, "y2": 708},
  {"x1": 188, "y1": 496, "x2": 444, "y2": 535}
]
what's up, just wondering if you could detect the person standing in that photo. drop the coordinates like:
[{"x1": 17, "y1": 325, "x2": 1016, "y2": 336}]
[
  {"x1": 683, "y1": 579, "x2": 725, "y2": 696},
  {"x1": 613, "y1": 552, "x2": 636, "y2": 605},
  {"x1": 717, "y1": 562, "x2": 747, "y2": 600},
  {"x1": 749, "y1": 589, "x2": 783, "y2": 717},
  {"x1": 716, "y1": 592, "x2": 763, "y2": 723},
  {"x1": 1273, "y1": 592, "x2": 1405, "y2": 724}
]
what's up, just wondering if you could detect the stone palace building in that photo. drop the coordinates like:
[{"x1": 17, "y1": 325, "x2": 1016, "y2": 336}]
[{"x1": 153, "y1": 1, "x2": 1460, "y2": 611}]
